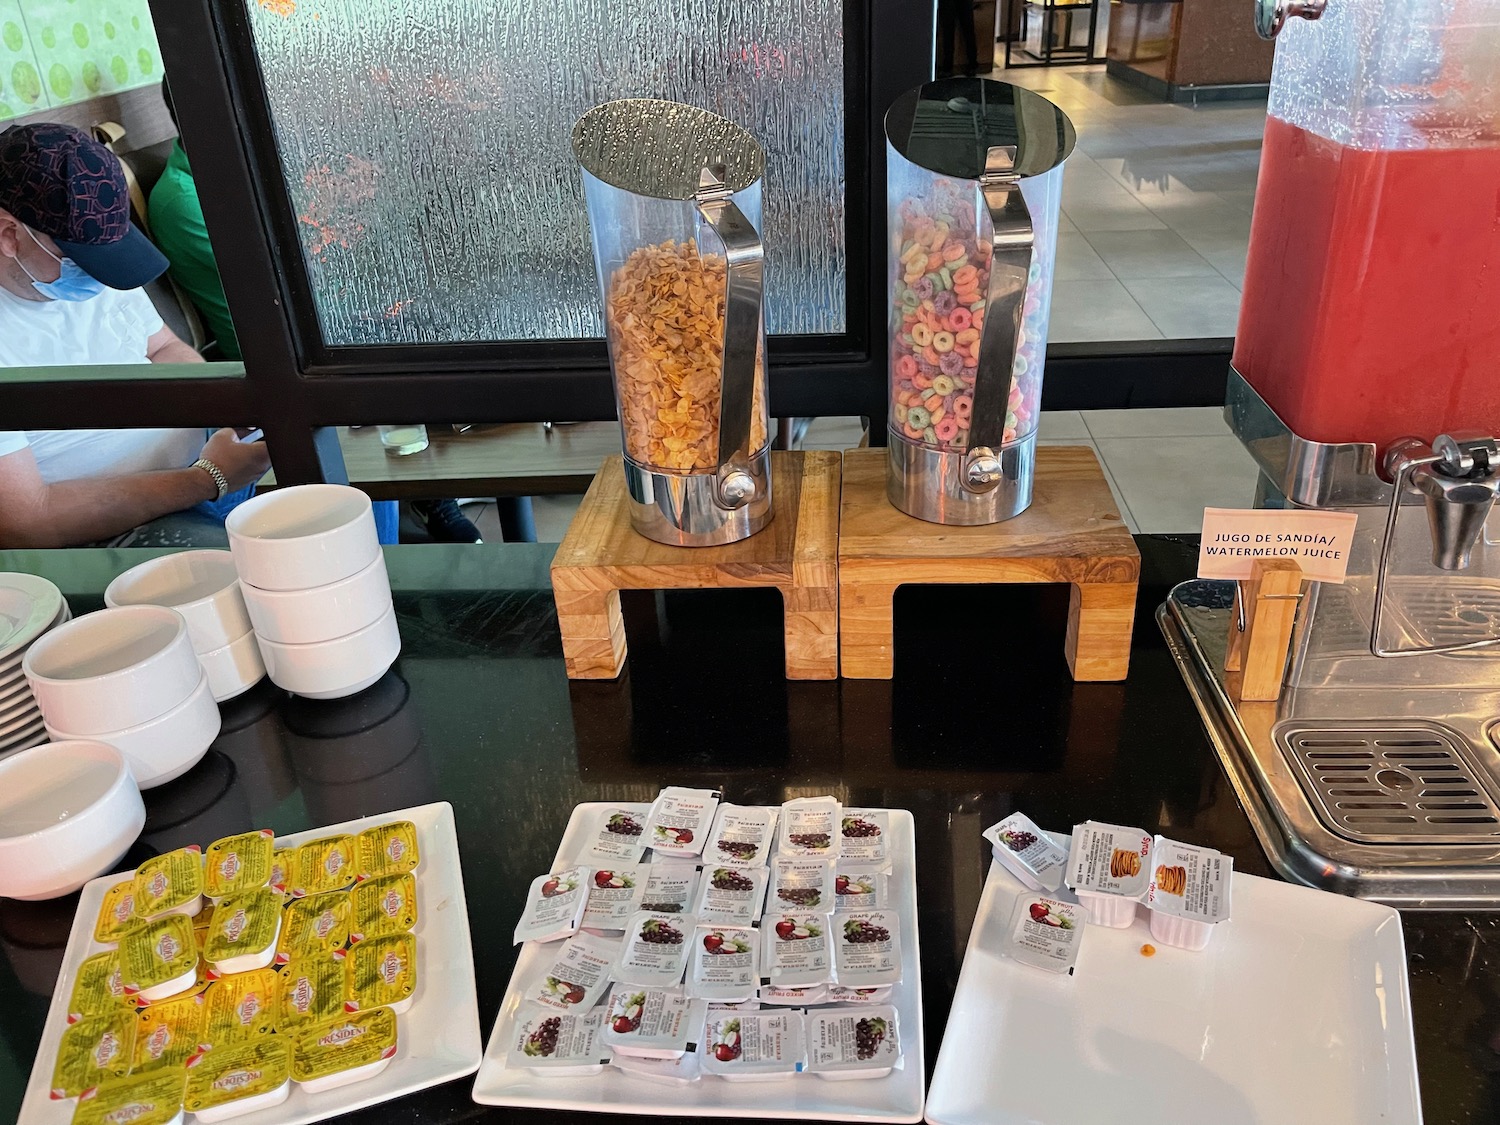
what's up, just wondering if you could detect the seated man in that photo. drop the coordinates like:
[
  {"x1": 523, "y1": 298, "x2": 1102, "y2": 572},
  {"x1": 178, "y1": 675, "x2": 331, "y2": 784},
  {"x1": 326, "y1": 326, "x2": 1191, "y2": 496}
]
[{"x1": 0, "y1": 123, "x2": 268, "y2": 549}]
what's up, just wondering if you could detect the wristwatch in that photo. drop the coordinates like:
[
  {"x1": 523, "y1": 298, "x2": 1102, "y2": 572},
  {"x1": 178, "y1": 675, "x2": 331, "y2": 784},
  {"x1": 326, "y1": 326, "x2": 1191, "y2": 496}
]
[{"x1": 192, "y1": 457, "x2": 230, "y2": 500}]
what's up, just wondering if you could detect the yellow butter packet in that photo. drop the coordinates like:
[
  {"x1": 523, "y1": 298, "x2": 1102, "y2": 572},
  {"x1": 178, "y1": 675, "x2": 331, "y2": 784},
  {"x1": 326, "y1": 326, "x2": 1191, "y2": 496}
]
[
  {"x1": 290, "y1": 1005, "x2": 398, "y2": 1084},
  {"x1": 345, "y1": 932, "x2": 416, "y2": 1012},
  {"x1": 203, "y1": 829, "x2": 275, "y2": 900},
  {"x1": 350, "y1": 872, "x2": 417, "y2": 941},
  {"x1": 203, "y1": 887, "x2": 282, "y2": 971},
  {"x1": 203, "y1": 966, "x2": 279, "y2": 1045},
  {"x1": 277, "y1": 953, "x2": 347, "y2": 1032},
  {"x1": 120, "y1": 915, "x2": 198, "y2": 999},
  {"x1": 192, "y1": 904, "x2": 214, "y2": 954},
  {"x1": 135, "y1": 958, "x2": 209, "y2": 1007},
  {"x1": 134, "y1": 847, "x2": 204, "y2": 920},
  {"x1": 356, "y1": 820, "x2": 420, "y2": 880},
  {"x1": 93, "y1": 880, "x2": 142, "y2": 945},
  {"x1": 268, "y1": 847, "x2": 297, "y2": 893},
  {"x1": 68, "y1": 951, "x2": 129, "y2": 1022},
  {"x1": 133, "y1": 994, "x2": 206, "y2": 1073},
  {"x1": 292, "y1": 835, "x2": 358, "y2": 897},
  {"x1": 183, "y1": 1038, "x2": 288, "y2": 1115},
  {"x1": 50, "y1": 1011, "x2": 134, "y2": 1099},
  {"x1": 277, "y1": 891, "x2": 349, "y2": 964},
  {"x1": 72, "y1": 1067, "x2": 186, "y2": 1125}
]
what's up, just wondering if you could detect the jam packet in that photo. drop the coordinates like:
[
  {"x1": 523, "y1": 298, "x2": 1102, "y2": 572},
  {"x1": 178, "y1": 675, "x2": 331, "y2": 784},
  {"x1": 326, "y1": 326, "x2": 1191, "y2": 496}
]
[
  {"x1": 611, "y1": 1048, "x2": 702, "y2": 1085},
  {"x1": 133, "y1": 993, "x2": 206, "y2": 1073},
  {"x1": 581, "y1": 863, "x2": 648, "y2": 931},
  {"x1": 614, "y1": 911, "x2": 694, "y2": 988},
  {"x1": 289, "y1": 1005, "x2": 398, "y2": 1094},
  {"x1": 73, "y1": 1068, "x2": 186, "y2": 1125},
  {"x1": 704, "y1": 804, "x2": 777, "y2": 869},
  {"x1": 513, "y1": 866, "x2": 590, "y2": 944},
  {"x1": 184, "y1": 1038, "x2": 290, "y2": 1120},
  {"x1": 291, "y1": 835, "x2": 358, "y2": 898},
  {"x1": 1065, "y1": 821, "x2": 1153, "y2": 928},
  {"x1": 686, "y1": 924, "x2": 758, "y2": 1002},
  {"x1": 134, "y1": 848, "x2": 204, "y2": 921},
  {"x1": 267, "y1": 848, "x2": 296, "y2": 895},
  {"x1": 700, "y1": 1010, "x2": 807, "y2": 1080},
  {"x1": 827, "y1": 984, "x2": 893, "y2": 1004},
  {"x1": 984, "y1": 813, "x2": 1068, "y2": 892},
  {"x1": 204, "y1": 887, "x2": 283, "y2": 975},
  {"x1": 600, "y1": 985, "x2": 706, "y2": 1058},
  {"x1": 696, "y1": 864, "x2": 769, "y2": 927},
  {"x1": 833, "y1": 911, "x2": 902, "y2": 987},
  {"x1": 356, "y1": 819, "x2": 420, "y2": 880},
  {"x1": 771, "y1": 856, "x2": 836, "y2": 913},
  {"x1": 345, "y1": 931, "x2": 417, "y2": 1014},
  {"x1": 759, "y1": 983, "x2": 828, "y2": 1006},
  {"x1": 121, "y1": 915, "x2": 199, "y2": 1003},
  {"x1": 94, "y1": 879, "x2": 142, "y2": 945},
  {"x1": 350, "y1": 872, "x2": 417, "y2": 941},
  {"x1": 778, "y1": 796, "x2": 842, "y2": 858},
  {"x1": 638, "y1": 861, "x2": 700, "y2": 914},
  {"x1": 807, "y1": 1005, "x2": 902, "y2": 1080},
  {"x1": 644, "y1": 787, "x2": 721, "y2": 858},
  {"x1": 203, "y1": 830, "x2": 275, "y2": 901},
  {"x1": 1145, "y1": 835, "x2": 1233, "y2": 950},
  {"x1": 833, "y1": 868, "x2": 889, "y2": 910},
  {"x1": 51, "y1": 1010, "x2": 135, "y2": 1098},
  {"x1": 838, "y1": 809, "x2": 890, "y2": 865},
  {"x1": 508, "y1": 1001, "x2": 609, "y2": 1076},
  {"x1": 204, "y1": 967, "x2": 279, "y2": 1046},
  {"x1": 761, "y1": 913, "x2": 834, "y2": 989},
  {"x1": 69, "y1": 950, "x2": 128, "y2": 1022},
  {"x1": 530, "y1": 931, "x2": 619, "y2": 1011},
  {"x1": 1004, "y1": 895, "x2": 1084, "y2": 975},
  {"x1": 278, "y1": 890, "x2": 350, "y2": 963},
  {"x1": 277, "y1": 953, "x2": 348, "y2": 1032},
  {"x1": 577, "y1": 804, "x2": 652, "y2": 864}
]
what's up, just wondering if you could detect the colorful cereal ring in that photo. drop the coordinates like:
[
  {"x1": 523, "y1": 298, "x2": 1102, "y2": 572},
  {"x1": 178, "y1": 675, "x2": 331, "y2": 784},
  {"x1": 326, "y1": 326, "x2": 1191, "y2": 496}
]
[
  {"x1": 947, "y1": 307, "x2": 972, "y2": 331},
  {"x1": 953, "y1": 396, "x2": 973, "y2": 419},
  {"x1": 932, "y1": 331, "x2": 956, "y2": 354},
  {"x1": 935, "y1": 418, "x2": 960, "y2": 442},
  {"x1": 911, "y1": 323, "x2": 934, "y2": 347},
  {"x1": 896, "y1": 355, "x2": 918, "y2": 379},
  {"x1": 931, "y1": 375, "x2": 956, "y2": 397}
]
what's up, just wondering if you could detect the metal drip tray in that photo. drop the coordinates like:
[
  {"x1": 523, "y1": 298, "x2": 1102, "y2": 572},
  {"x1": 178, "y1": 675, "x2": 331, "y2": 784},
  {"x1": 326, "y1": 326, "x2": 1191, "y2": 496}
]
[
  {"x1": 1387, "y1": 576, "x2": 1500, "y2": 654},
  {"x1": 1278, "y1": 722, "x2": 1500, "y2": 843}
]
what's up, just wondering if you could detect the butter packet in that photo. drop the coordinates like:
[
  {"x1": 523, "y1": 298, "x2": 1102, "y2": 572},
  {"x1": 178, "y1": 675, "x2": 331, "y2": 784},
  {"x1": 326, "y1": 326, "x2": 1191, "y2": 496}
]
[
  {"x1": 94, "y1": 879, "x2": 142, "y2": 945},
  {"x1": 68, "y1": 951, "x2": 129, "y2": 1022},
  {"x1": 512, "y1": 866, "x2": 589, "y2": 945},
  {"x1": 134, "y1": 848, "x2": 204, "y2": 921},
  {"x1": 345, "y1": 931, "x2": 417, "y2": 1014},
  {"x1": 761, "y1": 913, "x2": 834, "y2": 989},
  {"x1": 289, "y1": 1005, "x2": 398, "y2": 1094},
  {"x1": 695, "y1": 865, "x2": 769, "y2": 928},
  {"x1": 508, "y1": 1001, "x2": 609, "y2": 1076},
  {"x1": 121, "y1": 915, "x2": 198, "y2": 1002},
  {"x1": 778, "y1": 796, "x2": 842, "y2": 859},
  {"x1": 291, "y1": 835, "x2": 358, "y2": 898},
  {"x1": 133, "y1": 994, "x2": 206, "y2": 1073},
  {"x1": 530, "y1": 932, "x2": 619, "y2": 1011},
  {"x1": 356, "y1": 819, "x2": 420, "y2": 880},
  {"x1": 183, "y1": 1038, "x2": 290, "y2": 1121},
  {"x1": 838, "y1": 809, "x2": 891, "y2": 865},
  {"x1": 350, "y1": 872, "x2": 417, "y2": 941},
  {"x1": 704, "y1": 804, "x2": 777, "y2": 869},
  {"x1": 268, "y1": 848, "x2": 297, "y2": 894},
  {"x1": 204, "y1": 887, "x2": 283, "y2": 975},
  {"x1": 72, "y1": 1068, "x2": 186, "y2": 1125},
  {"x1": 135, "y1": 959, "x2": 209, "y2": 1008},
  {"x1": 644, "y1": 786, "x2": 721, "y2": 859},
  {"x1": 50, "y1": 1010, "x2": 134, "y2": 1098},
  {"x1": 833, "y1": 911, "x2": 902, "y2": 987},
  {"x1": 203, "y1": 830, "x2": 275, "y2": 902},
  {"x1": 984, "y1": 813, "x2": 1068, "y2": 893},
  {"x1": 700, "y1": 1010, "x2": 807, "y2": 1080},
  {"x1": 770, "y1": 856, "x2": 836, "y2": 913},
  {"x1": 192, "y1": 906, "x2": 214, "y2": 955},
  {"x1": 203, "y1": 967, "x2": 279, "y2": 1045},
  {"x1": 277, "y1": 890, "x2": 349, "y2": 963},
  {"x1": 277, "y1": 952, "x2": 347, "y2": 1032},
  {"x1": 806, "y1": 1005, "x2": 902, "y2": 1080}
]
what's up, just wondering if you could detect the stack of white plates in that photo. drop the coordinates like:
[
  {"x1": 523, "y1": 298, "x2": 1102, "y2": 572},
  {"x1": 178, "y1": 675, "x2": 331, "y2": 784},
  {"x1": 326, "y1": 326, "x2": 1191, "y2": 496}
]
[{"x1": 0, "y1": 574, "x2": 71, "y2": 759}]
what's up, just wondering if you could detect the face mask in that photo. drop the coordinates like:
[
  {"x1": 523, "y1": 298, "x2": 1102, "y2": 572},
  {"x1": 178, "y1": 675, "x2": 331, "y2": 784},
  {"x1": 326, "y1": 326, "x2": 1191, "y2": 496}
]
[{"x1": 15, "y1": 226, "x2": 106, "y2": 302}]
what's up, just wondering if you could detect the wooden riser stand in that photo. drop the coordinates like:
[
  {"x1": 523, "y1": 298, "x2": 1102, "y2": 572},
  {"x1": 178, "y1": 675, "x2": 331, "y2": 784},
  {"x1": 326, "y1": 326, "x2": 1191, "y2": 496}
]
[
  {"x1": 551, "y1": 451, "x2": 840, "y2": 681},
  {"x1": 837, "y1": 446, "x2": 1141, "y2": 680}
]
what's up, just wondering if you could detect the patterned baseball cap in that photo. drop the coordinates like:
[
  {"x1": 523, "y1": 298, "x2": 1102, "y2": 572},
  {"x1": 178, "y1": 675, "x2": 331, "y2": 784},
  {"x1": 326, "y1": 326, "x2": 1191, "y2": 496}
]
[{"x1": 0, "y1": 122, "x2": 167, "y2": 289}]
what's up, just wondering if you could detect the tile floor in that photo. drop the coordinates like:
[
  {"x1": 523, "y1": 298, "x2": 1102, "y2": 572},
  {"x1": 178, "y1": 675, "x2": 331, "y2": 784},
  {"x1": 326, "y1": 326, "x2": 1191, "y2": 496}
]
[{"x1": 993, "y1": 64, "x2": 1265, "y2": 342}]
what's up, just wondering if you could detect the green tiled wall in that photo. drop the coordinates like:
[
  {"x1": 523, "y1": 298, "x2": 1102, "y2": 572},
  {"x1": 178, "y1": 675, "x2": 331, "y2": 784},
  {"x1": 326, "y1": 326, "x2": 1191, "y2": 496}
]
[{"x1": 0, "y1": 0, "x2": 162, "y2": 122}]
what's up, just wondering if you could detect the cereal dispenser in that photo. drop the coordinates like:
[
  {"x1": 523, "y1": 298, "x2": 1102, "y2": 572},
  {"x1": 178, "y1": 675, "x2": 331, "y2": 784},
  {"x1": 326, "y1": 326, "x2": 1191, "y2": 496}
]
[
  {"x1": 572, "y1": 99, "x2": 772, "y2": 547},
  {"x1": 884, "y1": 78, "x2": 1075, "y2": 524}
]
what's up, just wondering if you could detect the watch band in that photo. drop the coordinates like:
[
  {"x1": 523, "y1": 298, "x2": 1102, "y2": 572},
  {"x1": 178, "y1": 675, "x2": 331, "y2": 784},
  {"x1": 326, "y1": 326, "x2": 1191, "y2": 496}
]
[{"x1": 192, "y1": 457, "x2": 230, "y2": 500}]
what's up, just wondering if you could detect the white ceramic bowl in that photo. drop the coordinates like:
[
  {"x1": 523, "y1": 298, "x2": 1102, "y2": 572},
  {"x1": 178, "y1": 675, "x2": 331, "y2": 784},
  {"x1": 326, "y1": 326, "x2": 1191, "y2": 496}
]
[
  {"x1": 241, "y1": 552, "x2": 392, "y2": 645},
  {"x1": 0, "y1": 739, "x2": 145, "y2": 899},
  {"x1": 104, "y1": 550, "x2": 252, "y2": 652},
  {"x1": 23, "y1": 606, "x2": 201, "y2": 736},
  {"x1": 198, "y1": 629, "x2": 267, "y2": 703},
  {"x1": 46, "y1": 669, "x2": 220, "y2": 789},
  {"x1": 226, "y1": 484, "x2": 379, "y2": 592},
  {"x1": 256, "y1": 604, "x2": 401, "y2": 700}
]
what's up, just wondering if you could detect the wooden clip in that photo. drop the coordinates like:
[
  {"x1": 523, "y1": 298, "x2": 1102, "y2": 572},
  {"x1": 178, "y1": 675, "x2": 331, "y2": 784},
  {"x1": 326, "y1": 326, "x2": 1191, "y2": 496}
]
[{"x1": 1225, "y1": 558, "x2": 1304, "y2": 701}]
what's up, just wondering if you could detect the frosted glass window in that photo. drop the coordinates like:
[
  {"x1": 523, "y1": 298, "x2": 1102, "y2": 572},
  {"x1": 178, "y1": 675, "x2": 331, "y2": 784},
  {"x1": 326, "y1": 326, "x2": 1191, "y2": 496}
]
[{"x1": 242, "y1": 0, "x2": 847, "y2": 347}]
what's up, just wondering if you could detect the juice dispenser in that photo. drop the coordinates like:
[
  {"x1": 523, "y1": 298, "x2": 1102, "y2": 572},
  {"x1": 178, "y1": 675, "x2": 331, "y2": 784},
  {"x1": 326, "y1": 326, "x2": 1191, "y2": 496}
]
[
  {"x1": 572, "y1": 99, "x2": 772, "y2": 547},
  {"x1": 884, "y1": 78, "x2": 1074, "y2": 524}
]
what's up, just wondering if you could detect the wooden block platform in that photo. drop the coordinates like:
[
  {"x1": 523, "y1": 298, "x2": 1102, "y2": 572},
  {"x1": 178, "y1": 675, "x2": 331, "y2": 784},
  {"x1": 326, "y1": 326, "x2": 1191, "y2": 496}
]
[
  {"x1": 551, "y1": 451, "x2": 840, "y2": 680},
  {"x1": 838, "y1": 446, "x2": 1140, "y2": 680}
]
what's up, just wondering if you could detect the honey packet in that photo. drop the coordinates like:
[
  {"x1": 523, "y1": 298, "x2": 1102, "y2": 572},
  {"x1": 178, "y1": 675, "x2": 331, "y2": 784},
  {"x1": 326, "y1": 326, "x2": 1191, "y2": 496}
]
[
  {"x1": 291, "y1": 835, "x2": 358, "y2": 897},
  {"x1": 68, "y1": 951, "x2": 129, "y2": 1022},
  {"x1": 345, "y1": 931, "x2": 417, "y2": 1014},
  {"x1": 356, "y1": 819, "x2": 420, "y2": 880},
  {"x1": 50, "y1": 1010, "x2": 135, "y2": 1099},
  {"x1": 350, "y1": 872, "x2": 417, "y2": 941},
  {"x1": 289, "y1": 1005, "x2": 399, "y2": 1094},
  {"x1": 277, "y1": 890, "x2": 350, "y2": 963},
  {"x1": 203, "y1": 967, "x2": 279, "y2": 1045},
  {"x1": 204, "y1": 886, "x2": 282, "y2": 975},
  {"x1": 183, "y1": 1038, "x2": 290, "y2": 1118},
  {"x1": 203, "y1": 829, "x2": 275, "y2": 901},
  {"x1": 72, "y1": 1068, "x2": 186, "y2": 1125},
  {"x1": 277, "y1": 952, "x2": 347, "y2": 1032},
  {"x1": 133, "y1": 993, "x2": 206, "y2": 1073},
  {"x1": 94, "y1": 879, "x2": 142, "y2": 945},
  {"x1": 121, "y1": 915, "x2": 198, "y2": 1003},
  {"x1": 134, "y1": 848, "x2": 204, "y2": 921}
]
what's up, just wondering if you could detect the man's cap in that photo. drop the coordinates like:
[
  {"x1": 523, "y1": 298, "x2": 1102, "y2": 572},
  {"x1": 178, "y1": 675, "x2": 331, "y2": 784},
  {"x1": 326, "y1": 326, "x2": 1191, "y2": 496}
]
[{"x1": 0, "y1": 123, "x2": 168, "y2": 289}]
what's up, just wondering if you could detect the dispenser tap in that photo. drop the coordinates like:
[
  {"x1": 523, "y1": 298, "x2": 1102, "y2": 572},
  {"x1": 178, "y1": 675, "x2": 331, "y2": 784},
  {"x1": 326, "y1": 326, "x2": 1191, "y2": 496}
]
[{"x1": 1386, "y1": 434, "x2": 1500, "y2": 571}]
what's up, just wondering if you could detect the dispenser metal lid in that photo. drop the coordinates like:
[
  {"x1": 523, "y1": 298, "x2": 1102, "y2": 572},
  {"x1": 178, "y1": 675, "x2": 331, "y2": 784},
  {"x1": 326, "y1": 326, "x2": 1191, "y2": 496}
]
[
  {"x1": 885, "y1": 78, "x2": 1075, "y2": 182},
  {"x1": 571, "y1": 99, "x2": 766, "y2": 201}
]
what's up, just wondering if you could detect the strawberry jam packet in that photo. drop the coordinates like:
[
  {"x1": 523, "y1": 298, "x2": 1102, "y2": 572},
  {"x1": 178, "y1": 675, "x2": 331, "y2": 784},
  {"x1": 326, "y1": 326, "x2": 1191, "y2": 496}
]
[{"x1": 1004, "y1": 894, "x2": 1084, "y2": 975}]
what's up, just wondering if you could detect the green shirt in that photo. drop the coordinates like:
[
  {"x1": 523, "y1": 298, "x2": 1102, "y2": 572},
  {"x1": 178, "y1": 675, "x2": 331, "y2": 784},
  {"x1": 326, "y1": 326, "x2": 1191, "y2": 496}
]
[{"x1": 147, "y1": 141, "x2": 240, "y2": 359}]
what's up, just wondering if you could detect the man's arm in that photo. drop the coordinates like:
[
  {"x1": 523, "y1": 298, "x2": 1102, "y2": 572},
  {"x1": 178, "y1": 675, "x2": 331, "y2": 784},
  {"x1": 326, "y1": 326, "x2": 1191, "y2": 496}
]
[{"x1": 146, "y1": 324, "x2": 204, "y2": 365}]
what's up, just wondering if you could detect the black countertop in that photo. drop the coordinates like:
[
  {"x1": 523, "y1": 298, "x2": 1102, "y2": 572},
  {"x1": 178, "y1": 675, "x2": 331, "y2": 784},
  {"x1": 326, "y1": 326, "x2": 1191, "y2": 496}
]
[{"x1": 0, "y1": 539, "x2": 1495, "y2": 1124}]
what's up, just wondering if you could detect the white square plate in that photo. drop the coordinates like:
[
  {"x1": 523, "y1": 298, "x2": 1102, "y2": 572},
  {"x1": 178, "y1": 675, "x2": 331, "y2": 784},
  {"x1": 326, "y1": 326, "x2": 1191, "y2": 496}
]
[
  {"x1": 926, "y1": 837, "x2": 1422, "y2": 1125},
  {"x1": 18, "y1": 801, "x2": 483, "y2": 1125},
  {"x1": 472, "y1": 803, "x2": 926, "y2": 1122}
]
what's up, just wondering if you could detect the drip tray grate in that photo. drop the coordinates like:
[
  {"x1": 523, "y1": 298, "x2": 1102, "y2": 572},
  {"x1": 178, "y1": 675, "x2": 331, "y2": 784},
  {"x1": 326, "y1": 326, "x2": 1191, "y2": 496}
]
[{"x1": 1276, "y1": 722, "x2": 1500, "y2": 843}]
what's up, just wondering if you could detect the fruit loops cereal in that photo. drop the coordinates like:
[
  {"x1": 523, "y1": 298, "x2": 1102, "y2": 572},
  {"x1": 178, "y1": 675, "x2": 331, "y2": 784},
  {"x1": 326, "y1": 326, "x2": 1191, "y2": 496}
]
[
  {"x1": 605, "y1": 238, "x2": 767, "y2": 474},
  {"x1": 889, "y1": 180, "x2": 1048, "y2": 451}
]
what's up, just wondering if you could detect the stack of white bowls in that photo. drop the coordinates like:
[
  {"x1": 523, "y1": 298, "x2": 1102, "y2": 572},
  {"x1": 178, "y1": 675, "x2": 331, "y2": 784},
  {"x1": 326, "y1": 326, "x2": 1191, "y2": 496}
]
[
  {"x1": 227, "y1": 484, "x2": 400, "y2": 700},
  {"x1": 0, "y1": 573, "x2": 71, "y2": 759},
  {"x1": 24, "y1": 605, "x2": 221, "y2": 788},
  {"x1": 104, "y1": 550, "x2": 266, "y2": 702}
]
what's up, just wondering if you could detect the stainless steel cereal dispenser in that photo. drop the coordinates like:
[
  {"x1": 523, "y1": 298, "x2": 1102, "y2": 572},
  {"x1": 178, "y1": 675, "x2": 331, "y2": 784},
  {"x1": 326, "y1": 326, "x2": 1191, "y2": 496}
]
[
  {"x1": 885, "y1": 78, "x2": 1075, "y2": 524},
  {"x1": 572, "y1": 99, "x2": 772, "y2": 547}
]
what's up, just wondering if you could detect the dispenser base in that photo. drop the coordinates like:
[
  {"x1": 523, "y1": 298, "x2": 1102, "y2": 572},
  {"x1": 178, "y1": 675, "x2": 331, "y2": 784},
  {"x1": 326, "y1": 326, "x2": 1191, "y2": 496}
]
[
  {"x1": 552, "y1": 451, "x2": 840, "y2": 681},
  {"x1": 838, "y1": 446, "x2": 1139, "y2": 680}
]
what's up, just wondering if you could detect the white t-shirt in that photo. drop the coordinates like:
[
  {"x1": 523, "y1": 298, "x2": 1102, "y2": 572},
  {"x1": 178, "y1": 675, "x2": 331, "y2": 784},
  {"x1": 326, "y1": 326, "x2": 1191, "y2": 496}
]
[{"x1": 0, "y1": 284, "x2": 204, "y2": 483}]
